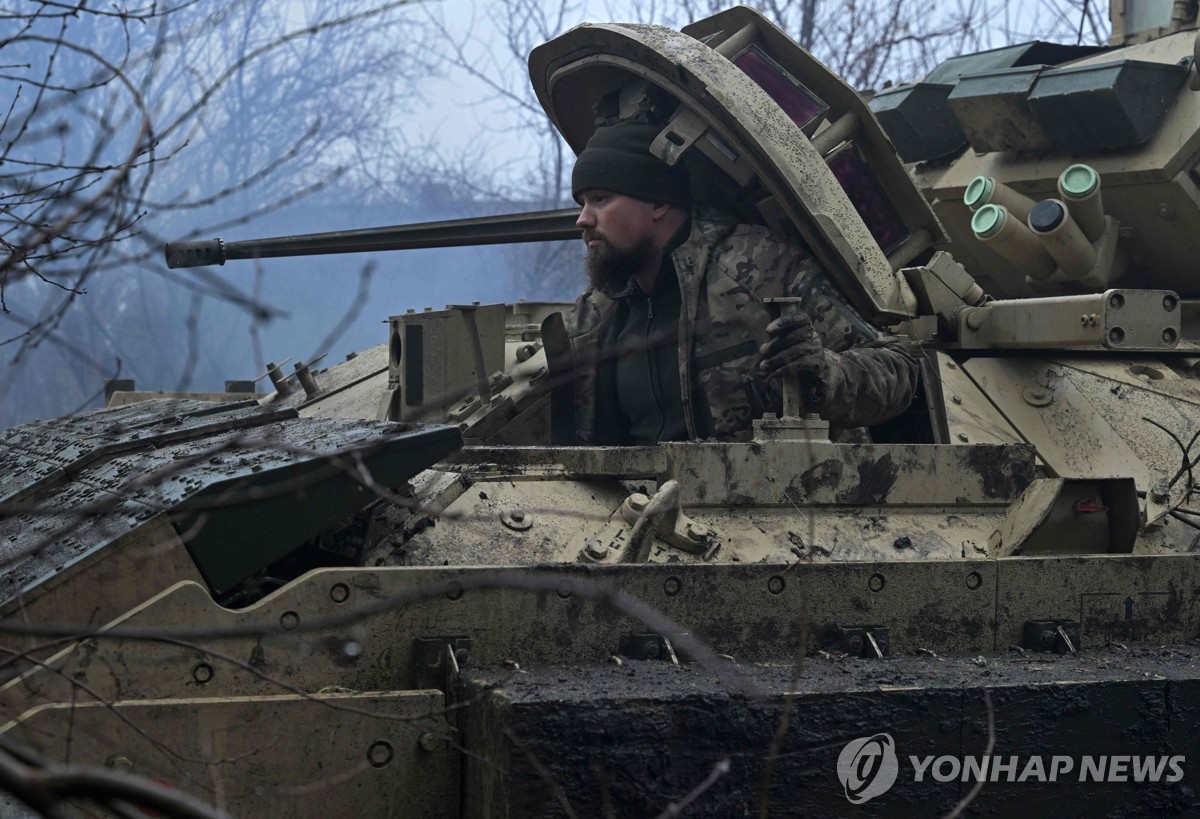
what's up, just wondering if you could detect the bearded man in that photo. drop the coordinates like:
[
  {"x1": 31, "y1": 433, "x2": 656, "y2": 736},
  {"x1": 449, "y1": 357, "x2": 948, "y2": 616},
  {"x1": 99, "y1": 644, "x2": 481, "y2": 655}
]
[{"x1": 550, "y1": 118, "x2": 919, "y2": 445}]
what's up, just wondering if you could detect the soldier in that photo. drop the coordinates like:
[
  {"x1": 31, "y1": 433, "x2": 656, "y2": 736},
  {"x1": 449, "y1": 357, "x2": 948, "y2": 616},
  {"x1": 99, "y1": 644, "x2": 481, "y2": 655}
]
[{"x1": 550, "y1": 118, "x2": 918, "y2": 445}]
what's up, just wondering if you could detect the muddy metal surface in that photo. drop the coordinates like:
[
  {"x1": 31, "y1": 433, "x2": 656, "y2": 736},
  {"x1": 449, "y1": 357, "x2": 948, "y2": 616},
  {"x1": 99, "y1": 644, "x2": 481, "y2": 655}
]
[
  {"x1": 463, "y1": 644, "x2": 1200, "y2": 817},
  {"x1": 473, "y1": 642, "x2": 1200, "y2": 697}
]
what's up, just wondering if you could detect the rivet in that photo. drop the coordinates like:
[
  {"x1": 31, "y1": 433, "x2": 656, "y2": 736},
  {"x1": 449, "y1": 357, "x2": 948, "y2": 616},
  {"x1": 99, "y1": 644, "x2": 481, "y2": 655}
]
[
  {"x1": 367, "y1": 741, "x2": 394, "y2": 768},
  {"x1": 279, "y1": 611, "x2": 300, "y2": 631},
  {"x1": 966, "y1": 571, "x2": 983, "y2": 591},
  {"x1": 192, "y1": 662, "x2": 214, "y2": 684},
  {"x1": 1150, "y1": 480, "x2": 1170, "y2": 504},
  {"x1": 767, "y1": 575, "x2": 785, "y2": 595},
  {"x1": 445, "y1": 581, "x2": 464, "y2": 601},
  {"x1": 330, "y1": 583, "x2": 350, "y2": 604},
  {"x1": 868, "y1": 573, "x2": 886, "y2": 593},
  {"x1": 664, "y1": 577, "x2": 682, "y2": 596},
  {"x1": 501, "y1": 508, "x2": 533, "y2": 531}
]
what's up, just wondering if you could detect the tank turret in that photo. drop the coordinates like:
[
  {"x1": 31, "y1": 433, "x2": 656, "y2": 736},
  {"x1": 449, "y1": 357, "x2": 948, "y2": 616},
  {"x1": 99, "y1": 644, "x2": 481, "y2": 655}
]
[{"x1": 5, "y1": 5, "x2": 1200, "y2": 816}]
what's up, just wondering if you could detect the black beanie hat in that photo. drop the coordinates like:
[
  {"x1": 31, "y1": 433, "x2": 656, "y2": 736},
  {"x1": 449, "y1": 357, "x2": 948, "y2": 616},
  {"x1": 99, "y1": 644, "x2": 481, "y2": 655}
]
[{"x1": 571, "y1": 119, "x2": 691, "y2": 207}]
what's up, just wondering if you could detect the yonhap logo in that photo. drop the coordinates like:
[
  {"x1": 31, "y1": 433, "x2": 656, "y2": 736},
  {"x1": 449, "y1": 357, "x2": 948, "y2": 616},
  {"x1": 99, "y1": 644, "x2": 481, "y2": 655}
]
[{"x1": 837, "y1": 733, "x2": 899, "y2": 804}]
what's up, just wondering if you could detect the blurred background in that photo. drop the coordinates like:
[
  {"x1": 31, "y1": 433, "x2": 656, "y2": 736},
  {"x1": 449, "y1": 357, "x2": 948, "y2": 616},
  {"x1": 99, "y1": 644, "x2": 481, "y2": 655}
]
[{"x1": 0, "y1": 0, "x2": 1109, "y2": 429}]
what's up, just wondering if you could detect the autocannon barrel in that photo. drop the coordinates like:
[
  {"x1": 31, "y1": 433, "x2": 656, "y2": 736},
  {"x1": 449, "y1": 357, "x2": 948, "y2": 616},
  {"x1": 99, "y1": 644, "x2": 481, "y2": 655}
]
[{"x1": 164, "y1": 207, "x2": 582, "y2": 268}]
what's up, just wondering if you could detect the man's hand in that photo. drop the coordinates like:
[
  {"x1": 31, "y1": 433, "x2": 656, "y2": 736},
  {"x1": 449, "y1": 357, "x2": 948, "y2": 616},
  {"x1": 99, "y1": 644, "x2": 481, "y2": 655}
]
[{"x1": 758, "y1": 311, "x2": 828, "y2": 404}]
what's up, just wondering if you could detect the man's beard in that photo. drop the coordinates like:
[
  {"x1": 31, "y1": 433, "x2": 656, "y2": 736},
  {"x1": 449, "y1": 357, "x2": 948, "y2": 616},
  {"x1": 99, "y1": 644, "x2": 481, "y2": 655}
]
[{"x1": 583, "y1": 231, "x2": 658, "y2": 294}]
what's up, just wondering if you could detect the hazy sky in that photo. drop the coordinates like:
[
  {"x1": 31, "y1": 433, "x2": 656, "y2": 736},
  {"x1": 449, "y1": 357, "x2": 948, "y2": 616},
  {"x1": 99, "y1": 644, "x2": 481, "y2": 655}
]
[
  {"x1": 407, "y1": 0, "x2": 603, "y2": 170},
  {"x1": 0, "y1": 0, "x2": 1113, "y2": 427},
  {"x1": 403, "y1": 0, "x2": 1111, "y2": 178}
]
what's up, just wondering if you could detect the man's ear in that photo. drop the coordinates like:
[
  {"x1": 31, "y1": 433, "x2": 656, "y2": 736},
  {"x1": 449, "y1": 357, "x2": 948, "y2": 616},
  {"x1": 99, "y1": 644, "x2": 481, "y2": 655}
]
[{"x1": 650, "y1": 202, "x2": 672, "y2": 221}]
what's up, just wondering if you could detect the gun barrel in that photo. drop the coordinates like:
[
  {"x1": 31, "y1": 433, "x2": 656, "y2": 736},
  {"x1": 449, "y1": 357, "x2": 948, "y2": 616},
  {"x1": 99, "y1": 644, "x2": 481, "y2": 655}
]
[{"x1": 165, "y1": 207, "x2": 582, "y2": 269}]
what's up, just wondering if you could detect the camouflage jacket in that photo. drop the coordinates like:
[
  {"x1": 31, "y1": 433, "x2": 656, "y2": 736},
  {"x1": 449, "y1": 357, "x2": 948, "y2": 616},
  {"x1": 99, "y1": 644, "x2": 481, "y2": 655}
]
[{"x1": 552, "y1": 206, "x2": 919, "y2": 443}]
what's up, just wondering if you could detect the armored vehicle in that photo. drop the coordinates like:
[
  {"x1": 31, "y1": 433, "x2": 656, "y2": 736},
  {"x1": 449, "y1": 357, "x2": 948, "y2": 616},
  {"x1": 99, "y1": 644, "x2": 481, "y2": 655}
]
[{"x1": 4, "y1": 3, "x2": 1200, "y2": 816}]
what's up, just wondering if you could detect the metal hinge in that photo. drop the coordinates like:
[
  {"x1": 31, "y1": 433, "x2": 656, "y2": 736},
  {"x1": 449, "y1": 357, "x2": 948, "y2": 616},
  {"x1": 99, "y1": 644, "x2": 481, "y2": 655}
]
[
  {"x1": 620, "y1": 633, "x2": 681, "y2": 664},
  {"x1": 1022, "y1": 620, "x2": 1080, "y2": 654},
  {"x1": 413, "y1": 636, "x2": 473, "y2": 703},
  {"x1": 828, "y1": 625, "x2": 890, "y2": 659}
]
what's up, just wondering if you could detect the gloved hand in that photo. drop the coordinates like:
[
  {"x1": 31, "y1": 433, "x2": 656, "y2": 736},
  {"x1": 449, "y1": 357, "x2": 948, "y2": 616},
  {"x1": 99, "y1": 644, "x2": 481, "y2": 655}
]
[{"x1": 758, "y1": 311, "x2": 828, "y2": 405}]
